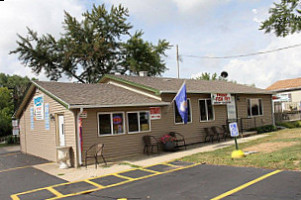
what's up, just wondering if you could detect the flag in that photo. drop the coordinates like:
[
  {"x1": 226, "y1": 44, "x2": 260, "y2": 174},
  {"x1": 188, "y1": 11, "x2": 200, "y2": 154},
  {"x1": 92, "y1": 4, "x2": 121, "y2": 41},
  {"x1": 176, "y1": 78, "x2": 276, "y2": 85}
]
[{"x1": 175, "y1": 82, "x2": 188, "y2": 124}]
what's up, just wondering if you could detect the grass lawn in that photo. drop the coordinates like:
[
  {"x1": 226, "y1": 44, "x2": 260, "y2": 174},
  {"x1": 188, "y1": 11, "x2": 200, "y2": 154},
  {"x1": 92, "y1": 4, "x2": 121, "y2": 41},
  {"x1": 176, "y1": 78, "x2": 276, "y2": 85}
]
[{"x1": 180, "y1": 128, "x2": 301, "y2": 171}]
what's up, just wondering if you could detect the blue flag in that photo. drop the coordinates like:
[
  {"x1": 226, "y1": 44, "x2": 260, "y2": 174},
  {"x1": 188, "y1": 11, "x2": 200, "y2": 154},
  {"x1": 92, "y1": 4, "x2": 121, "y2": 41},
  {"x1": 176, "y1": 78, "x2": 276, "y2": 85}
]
[{"x1": 175, "y1": 82, "x2": 188, "y2": 124}]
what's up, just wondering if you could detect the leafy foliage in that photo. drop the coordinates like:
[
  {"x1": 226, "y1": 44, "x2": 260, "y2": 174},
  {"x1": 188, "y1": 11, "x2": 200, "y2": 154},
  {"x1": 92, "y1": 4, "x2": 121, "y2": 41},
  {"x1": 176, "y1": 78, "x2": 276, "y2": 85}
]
[
  {"x1": 0, "y1": 74, "x2": 33, "y2": 136},
  {"x1": 276, "y1": 120, "x2": 301, "y2": 128},
  {"x1": 11, "y1": 4, "x2": 170, "y2": 83},
  {"x1": 0, "y1": 87, "x2": 14, "y2": 137},
  {"x1": 122, "y1": 31, "x2": 171, "y2": 76},
  {"x1": 249, "y1": 125, "x2": 277, "y2": 133},
  {"x1": 260, "y1": 0, "x2": 301, "y2": 37},
  {"x1": 194, "y1": 72, "x2": 220, "y2": 81}
]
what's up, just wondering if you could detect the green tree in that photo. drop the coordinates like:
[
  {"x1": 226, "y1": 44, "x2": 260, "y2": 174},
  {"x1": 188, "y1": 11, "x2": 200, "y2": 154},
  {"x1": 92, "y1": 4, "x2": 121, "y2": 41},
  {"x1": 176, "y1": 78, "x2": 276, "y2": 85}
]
[
  {"x1": 10, "y1": 4, "x2": 170, "y2": 83},
  {"x1": 260, "y1": 0, "x2": 301, "y2": 37},
  {"x1": 0, "y1": 73, "x2": 33, "y2": 109},
  {"x1": 122, "y1": 31, "x2": 171, "y2": 76},
  {"x1": 0, "y1": 87, "x2": 14, "y2": 137},
  {"x1": 194, "y1": 72, "x2": 219, "y2": 81}
]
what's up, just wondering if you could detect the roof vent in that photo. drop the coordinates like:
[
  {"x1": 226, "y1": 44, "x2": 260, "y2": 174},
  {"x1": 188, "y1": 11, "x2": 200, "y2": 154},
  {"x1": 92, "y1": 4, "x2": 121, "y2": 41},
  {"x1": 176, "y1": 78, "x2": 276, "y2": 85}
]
[{"x1": 139, "y1": 71, "x2": 148, "y2": 77}]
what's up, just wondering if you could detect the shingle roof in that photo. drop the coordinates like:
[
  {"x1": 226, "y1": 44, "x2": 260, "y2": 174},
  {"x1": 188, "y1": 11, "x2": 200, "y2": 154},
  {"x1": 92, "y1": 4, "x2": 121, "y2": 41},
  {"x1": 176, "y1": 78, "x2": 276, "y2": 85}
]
[
  {"x1": 33, "y1": 81, "x2": 168, "y2": 108},
  {"x1": 266, "y1": 77, "x2": 301, "y2": 91},
  {"x1": 103, "y1": 75, "x2": 273, "y2": 94}
]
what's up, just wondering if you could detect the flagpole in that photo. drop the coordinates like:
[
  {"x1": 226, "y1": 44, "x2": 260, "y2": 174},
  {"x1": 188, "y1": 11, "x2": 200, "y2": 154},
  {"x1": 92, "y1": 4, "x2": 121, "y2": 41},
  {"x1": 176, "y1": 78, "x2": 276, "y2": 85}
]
[{"x1": 171, "y1": 81, "x2": 186, "y2": 103}]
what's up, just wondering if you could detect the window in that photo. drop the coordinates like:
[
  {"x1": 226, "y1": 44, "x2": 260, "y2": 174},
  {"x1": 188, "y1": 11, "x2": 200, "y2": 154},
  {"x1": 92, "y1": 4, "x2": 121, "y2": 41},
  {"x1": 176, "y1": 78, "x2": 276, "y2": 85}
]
[
  {"x1": 247, "y1": 99, "x2": 263, "y2": 117},
  {"x1": 174, "y1": 99, "x2": 192, "y2": 124},
  {"x1": 98, "y1": 112, "x2": 125, "y2": 136},
  {"x1": 199, "y1": 99, "x2": 214, "y2": 121},
  {"x1": 128, "y1": 111, "x2": 150, "y2": 133}
]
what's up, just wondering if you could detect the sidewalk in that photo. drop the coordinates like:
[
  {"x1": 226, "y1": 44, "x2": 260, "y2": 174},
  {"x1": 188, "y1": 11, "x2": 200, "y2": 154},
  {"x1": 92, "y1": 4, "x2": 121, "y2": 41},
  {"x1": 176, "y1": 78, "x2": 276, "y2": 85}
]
[
  {"x1": 33, "y1": 134, "x2": 269, "y2": 182},
  {"x1": 0, "y1": 145, "x2": 20, "y2": 155}
]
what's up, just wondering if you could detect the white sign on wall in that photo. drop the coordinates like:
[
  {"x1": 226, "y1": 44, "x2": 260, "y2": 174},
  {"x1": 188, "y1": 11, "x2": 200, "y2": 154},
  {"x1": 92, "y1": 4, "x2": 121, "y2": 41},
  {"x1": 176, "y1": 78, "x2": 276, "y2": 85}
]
[
  {"x1": 211, "y1": 93, "x2": 231, "y2": 105},
  {"x1": 45, "y1": 103, "x2": 50, "y2": 130},
  {"x1": 34, "y1": 95, "x2": 44, "y2": 120}
]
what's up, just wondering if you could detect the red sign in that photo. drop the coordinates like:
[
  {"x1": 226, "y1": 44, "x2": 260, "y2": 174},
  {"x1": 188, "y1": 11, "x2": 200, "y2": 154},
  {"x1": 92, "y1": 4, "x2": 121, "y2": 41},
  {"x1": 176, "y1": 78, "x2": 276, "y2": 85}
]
[
  {"x1": 150, "y1": 107, "x2": 161, "y2": 120},
  {"x1": 113, "y1": 116, "x2": 122, "y2": 124},
  {"x1": 211, "y1": 93, "x2": 231, "y2": 105}
]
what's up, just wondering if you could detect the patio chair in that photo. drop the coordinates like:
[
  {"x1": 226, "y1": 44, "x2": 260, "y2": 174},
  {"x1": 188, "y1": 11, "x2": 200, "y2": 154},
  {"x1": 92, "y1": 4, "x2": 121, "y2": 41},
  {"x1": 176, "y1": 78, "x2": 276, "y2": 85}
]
[
  {"x1": 142, "y1": 135, "x2": 160, "y2": 155},
  {"x1": 85, "y1": 143, "x2": 107, "y2": 169},
  {"x1": 211, "y1": 126, "x2": 227, "y2": 142},
  {"x1": 222, "y1": 125, "x2": 230, "y2": 138},
  {"x1": 169, "y1": 132, "x2": 186, "y2": 150},
  {"x1": 204, "y1": 127, "x2": 216, "y2": 143}
]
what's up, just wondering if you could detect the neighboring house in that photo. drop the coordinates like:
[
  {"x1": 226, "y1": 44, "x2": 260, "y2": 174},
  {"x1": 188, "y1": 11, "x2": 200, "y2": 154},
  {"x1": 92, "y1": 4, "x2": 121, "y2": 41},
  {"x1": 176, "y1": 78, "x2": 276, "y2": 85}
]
[
  {"x1": 15, "y1": 74, "x2": 273, "y2": 167},
  {"x1": 266, "y1": 77, "x2": 301, "y2": 112}
]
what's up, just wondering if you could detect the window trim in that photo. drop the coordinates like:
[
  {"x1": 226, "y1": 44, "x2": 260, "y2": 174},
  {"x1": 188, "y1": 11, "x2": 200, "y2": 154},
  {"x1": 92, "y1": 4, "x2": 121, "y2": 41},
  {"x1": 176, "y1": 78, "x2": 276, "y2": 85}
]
[
  {"x1": 97, "y1": 112, "x2": 126, "y2": 137},
  {"x1": 173, "y1": 98, "x2": 192, "y2": 125},
  {"x1": 247, "y1": 98, "x2": 264, "y2": 118},
  {"x1": 198, "y1": 98, "x2": 215, "y2": 122},
  {"x1": 127, "y1": 111, "x2": 151, "y2": 134}
]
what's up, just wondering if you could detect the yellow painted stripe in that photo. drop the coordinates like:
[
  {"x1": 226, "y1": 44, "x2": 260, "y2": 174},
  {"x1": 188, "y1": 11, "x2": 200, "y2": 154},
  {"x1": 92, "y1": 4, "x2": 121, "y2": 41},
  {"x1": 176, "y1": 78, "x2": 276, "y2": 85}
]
[
  {"x1": 47, "y1": 187, "x2": 63, "y2": 197},
  {"x1": 11, "y1": 162, "x2": 201, "y2": 200},
  {"x1": 163, "y1": 163, "x2": 179, "y2": 167},
  {"x1": 139, "y1": 168, "x2": 161, "y2": 174},
  {"x1": 211, "y1": 170, "x2": 282, "y2": 200},
  {"x1": 10, "y1": 194, "x2": 20, "y2": 200},
  {"x1": 84, "y1": 180, "x2": 104, "y2": 188},
  {"x1": 112, "y1": 173, "x2": 135, "y2": 181}
]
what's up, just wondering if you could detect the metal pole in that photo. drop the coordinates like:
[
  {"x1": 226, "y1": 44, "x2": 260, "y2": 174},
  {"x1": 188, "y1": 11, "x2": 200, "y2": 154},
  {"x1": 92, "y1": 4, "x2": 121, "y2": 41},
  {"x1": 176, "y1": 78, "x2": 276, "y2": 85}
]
[
  {"x1": 176, "y1": 45, "x2": 180, "y2": 79},
  {"x1": 234, "y1": 137, "x2": 239, "y2": 150}
]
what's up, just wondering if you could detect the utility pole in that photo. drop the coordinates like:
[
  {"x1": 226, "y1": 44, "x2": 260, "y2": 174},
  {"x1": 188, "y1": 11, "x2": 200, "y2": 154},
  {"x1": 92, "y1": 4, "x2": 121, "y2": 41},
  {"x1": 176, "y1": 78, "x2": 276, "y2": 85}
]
[{"x1": 176, "y1": 44, "x2": 180, "y2": 79}]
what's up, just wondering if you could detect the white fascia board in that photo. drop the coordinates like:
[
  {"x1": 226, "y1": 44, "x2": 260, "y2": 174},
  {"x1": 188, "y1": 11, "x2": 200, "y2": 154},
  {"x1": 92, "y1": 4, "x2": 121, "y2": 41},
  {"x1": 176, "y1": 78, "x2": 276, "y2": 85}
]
[{"x1": 107, "y1": 81, "x2": 162, "y2": 101}]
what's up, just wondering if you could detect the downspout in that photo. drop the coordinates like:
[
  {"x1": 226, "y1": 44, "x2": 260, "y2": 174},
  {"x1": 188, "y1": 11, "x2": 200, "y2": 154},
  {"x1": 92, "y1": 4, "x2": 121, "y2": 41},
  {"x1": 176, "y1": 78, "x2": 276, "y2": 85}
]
[
  {"x1": 76, "y1": 107, "x2": 83, "y2": 166},
  {"x1": 271, "y1": 96, "x2": 275, "y2": 126}
]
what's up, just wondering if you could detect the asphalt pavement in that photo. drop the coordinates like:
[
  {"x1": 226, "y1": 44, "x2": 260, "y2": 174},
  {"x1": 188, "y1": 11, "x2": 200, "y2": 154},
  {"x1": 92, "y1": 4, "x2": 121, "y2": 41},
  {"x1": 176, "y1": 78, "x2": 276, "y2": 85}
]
[
  {"x1": 0, "y1": 151, "x2": 66, "y2": 200},
  {"x1": 56, "y1": 164, "x2": 301, "y2": 200}
]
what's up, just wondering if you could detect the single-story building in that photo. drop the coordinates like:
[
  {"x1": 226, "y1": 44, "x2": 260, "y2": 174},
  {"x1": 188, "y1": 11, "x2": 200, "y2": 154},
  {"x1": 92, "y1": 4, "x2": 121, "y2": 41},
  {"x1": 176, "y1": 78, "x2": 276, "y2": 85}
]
[
  {"x1": 267, "y1": 77, "x2": 301, "y2": 112},
  {"x1": 15, "y1": 74, "x2": 274, "y2": 167}
]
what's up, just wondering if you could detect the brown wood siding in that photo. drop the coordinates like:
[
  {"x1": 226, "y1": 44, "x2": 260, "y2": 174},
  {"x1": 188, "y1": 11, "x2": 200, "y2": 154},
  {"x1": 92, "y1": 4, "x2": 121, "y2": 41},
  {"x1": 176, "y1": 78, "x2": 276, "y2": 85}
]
[
  {"x1": 236, "y1": 94, "x2": 273, "y2": 129},
  {"x1": 19, "y1": 89, "x2": 77, "y2": 165},
  {"x1": 81, "y1": 93, "x2": 229, "y2": 161}
]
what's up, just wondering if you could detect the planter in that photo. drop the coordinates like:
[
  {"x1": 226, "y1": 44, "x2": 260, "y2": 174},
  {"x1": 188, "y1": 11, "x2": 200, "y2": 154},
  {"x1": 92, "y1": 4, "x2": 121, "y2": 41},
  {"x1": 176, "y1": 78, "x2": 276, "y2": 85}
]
[{"x1": 163, "y1": 141, "x2": 176, "y2": 152}]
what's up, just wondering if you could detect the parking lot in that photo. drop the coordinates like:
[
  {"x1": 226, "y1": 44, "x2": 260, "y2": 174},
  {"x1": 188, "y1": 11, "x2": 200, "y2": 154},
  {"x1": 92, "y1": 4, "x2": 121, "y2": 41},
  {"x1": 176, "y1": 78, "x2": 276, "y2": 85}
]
[
  {"x1": 6, "y1": 155, "x2": 301, "y2": 200},
  {"x1": 0, "y1": 151, "x2": 66, "y2": 200}
]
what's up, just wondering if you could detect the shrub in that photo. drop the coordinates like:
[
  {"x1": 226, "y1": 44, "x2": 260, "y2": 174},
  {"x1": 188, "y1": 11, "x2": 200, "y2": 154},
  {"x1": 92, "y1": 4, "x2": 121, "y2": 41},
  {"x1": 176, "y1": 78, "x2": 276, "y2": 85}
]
[
  {"x1": 276, "y1": 121, "x2": 301, "y2": 129},
  {"x1": 5, "y1": 135, "x2": 20, "y2": 144},
  {"x1": 249, "y1": 125, "x2": 277, "y2": 134}
]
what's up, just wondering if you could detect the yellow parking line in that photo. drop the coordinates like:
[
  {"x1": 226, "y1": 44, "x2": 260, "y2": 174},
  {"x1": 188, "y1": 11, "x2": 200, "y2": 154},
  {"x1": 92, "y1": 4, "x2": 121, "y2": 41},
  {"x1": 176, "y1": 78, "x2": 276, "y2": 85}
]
[
  {"x1": 47, "y1": 187, "x2": 63, "y2": 197},
  {"x1": 84, "y1": 180, "x2": 104, "y2": 189},
  {"x1": 11, "y1": 162, "x2": 201, "y2": 200},
  {"x1": 112, "y1": 173, "x2": 135, "y2": 181},
  {"x1": 211, "y1": 170, "x2": 282, "y2": 200},
  {"x1": 139, "y1": 168, "x2": 162, "y2": 174}
]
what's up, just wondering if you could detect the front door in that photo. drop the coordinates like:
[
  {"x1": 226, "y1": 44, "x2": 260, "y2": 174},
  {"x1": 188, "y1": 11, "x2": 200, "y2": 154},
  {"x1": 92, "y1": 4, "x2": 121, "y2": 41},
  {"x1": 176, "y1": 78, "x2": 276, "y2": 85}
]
[
  {"x1": 227, "y1": 96, "x2": 237, "y2": 120},
  {"x1": 58, "y1": 115, "x2": 65, "y2": 146}
]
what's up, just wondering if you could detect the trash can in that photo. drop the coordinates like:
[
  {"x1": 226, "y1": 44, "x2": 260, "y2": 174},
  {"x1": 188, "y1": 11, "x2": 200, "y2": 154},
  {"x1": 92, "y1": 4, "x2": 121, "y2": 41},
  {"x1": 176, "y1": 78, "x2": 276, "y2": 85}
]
[{"x1": 56, "y1": 146, "x2": 71, "y2": 169}]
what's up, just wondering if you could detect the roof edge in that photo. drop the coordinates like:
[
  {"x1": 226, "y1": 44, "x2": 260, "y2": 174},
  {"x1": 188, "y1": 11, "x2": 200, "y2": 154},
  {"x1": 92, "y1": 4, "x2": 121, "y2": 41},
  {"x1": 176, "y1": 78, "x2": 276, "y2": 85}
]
[
  {"x1": 69, "y1": 102, "x2": 170, "y2": 109},
  {"x1": 31, "y1": 81, "x2": 70, "y2": 109},
  {"x1": 100, "y1": 74, "x2": 161, "y2": 95}
]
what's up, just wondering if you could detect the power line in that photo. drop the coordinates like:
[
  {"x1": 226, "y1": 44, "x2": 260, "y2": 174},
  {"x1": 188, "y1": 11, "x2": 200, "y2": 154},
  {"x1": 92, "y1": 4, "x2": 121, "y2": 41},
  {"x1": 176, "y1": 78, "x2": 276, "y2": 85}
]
[{"x1": 181, "y1": 43, "x2": 301, "y2": 59}]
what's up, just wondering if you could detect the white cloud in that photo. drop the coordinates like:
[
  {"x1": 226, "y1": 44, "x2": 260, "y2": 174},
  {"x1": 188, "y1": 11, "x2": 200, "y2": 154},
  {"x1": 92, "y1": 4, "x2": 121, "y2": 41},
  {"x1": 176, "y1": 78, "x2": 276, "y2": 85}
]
[
  {"x1": 222, "y1": 34, "x2": 301, "y2": 89},
  {"x1": 0, "y1": 0, "x2": 85, "y2": 80}
]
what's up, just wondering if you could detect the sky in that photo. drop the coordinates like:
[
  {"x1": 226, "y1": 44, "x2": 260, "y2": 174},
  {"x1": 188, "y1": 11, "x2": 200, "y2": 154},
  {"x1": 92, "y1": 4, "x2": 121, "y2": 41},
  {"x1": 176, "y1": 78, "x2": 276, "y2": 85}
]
[{"x1": 0, "y1": 0, "x2": 300, "y2": 89}]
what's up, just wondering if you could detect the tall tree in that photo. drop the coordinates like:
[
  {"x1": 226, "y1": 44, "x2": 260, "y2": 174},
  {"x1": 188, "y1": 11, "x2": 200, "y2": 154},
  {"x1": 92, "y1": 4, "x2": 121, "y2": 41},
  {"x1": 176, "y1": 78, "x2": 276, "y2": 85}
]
[
  {"x1": 0, "y1": 87, "x2": 14, "y2": 137},
  {"x1": 260, "y1": 0, "x2": 301, "y2": 37},
  {"x1": 122, "y1": 31, "x2": 171, "y2": 76},
  {"x1": 10, "y1": 4, "x2": 170, "y2": 83},
  {"x1": 0, "y1": 74, "x2": 34, "y2": 136},
  {"x1": 194, "y1": 72, "x2": 219, "y2": 81}
]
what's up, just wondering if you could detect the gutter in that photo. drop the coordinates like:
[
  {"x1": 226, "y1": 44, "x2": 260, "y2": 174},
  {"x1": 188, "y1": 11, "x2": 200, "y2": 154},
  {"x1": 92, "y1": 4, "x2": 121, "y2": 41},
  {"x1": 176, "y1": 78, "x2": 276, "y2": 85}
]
[
  {"x1": 76, "y1": 107, "x2": 84, "y2": 166},
  {"x1": 69, "y1": 102, "x2": 170, "y2": 109}
]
